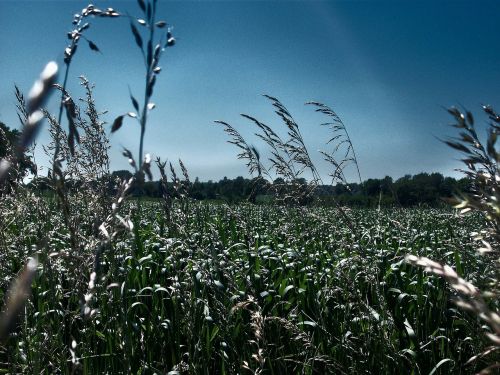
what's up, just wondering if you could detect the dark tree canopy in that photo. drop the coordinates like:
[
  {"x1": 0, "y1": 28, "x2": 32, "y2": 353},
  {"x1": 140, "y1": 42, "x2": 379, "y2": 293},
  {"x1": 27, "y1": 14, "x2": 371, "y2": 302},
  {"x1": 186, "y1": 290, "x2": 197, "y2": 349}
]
[
  {"x1": 0, "y1": 122, "x2": 36, "y2": 188},
  {"x1": 100, "y1": 172, "x2": 469, "y2": 207}
]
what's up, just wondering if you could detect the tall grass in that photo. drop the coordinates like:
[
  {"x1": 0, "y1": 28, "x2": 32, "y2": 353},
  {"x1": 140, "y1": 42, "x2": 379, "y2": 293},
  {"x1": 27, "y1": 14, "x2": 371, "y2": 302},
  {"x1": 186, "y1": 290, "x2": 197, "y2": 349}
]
[
  {"x1": 0, "y1": 1, "x2": 498, "y2": 374},
  {"x1": 216, "y1": 95, "x2": 359, "y2": 235},
  {"x1": 0, "y1": 200, "x2": 493, "y2": 373},
  {"x1": 407, "y1": 105, "x2": 500, "y2": 373}
]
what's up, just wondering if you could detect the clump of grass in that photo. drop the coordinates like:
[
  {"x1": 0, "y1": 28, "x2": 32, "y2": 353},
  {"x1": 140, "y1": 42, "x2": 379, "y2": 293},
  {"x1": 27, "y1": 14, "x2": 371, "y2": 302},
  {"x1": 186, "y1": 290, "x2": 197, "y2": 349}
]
[
  {"x1": 216, "y1": 95, "x2": 359, "y2": 236},
  {"x1": 154, "y1": 157, "x2": 192, "y2": 234},
  {"x1": 307, "y1": 101, "x2": 362, "y2": 186},
  {"x1": 0, "y1": 61, "x2": 57, "y2": 351},
  {"x1": 217, "y1": 96, "x2": 362, "y2": 203},
  {"x1": 407, "y1": 105, "x2": 500, "y2": 373},
  {"x1": 54, "y1": 4, "x2": 120, "y2": 177}
]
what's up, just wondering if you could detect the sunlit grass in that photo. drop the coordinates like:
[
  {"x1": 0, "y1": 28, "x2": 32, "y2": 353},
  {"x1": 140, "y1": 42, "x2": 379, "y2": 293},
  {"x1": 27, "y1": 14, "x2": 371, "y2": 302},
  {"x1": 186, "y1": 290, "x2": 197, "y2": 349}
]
[{"x1": 0, "y1": 200, "x2": 494, "y2": 374}]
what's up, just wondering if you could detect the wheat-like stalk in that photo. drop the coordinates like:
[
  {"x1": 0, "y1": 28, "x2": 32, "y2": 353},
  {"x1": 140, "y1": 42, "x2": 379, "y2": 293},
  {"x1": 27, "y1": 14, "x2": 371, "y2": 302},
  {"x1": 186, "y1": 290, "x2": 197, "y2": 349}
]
[
  {"x1": 407, "y1": 105, "x2": 500, "y2": 373},
  {"x1": 307, "y1": 101, "x2": 362, "y2": 185}
]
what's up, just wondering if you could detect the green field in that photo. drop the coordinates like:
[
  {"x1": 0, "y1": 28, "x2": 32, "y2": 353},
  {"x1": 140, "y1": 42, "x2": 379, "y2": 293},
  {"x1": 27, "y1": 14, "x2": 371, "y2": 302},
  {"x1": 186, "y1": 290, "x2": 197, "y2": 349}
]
[
  {"x1": 1, "y1": 1, "x2": 498, "y2": 373},
  {"x1": 0, "y1": 197, "x2": 495, "y2": 374}
]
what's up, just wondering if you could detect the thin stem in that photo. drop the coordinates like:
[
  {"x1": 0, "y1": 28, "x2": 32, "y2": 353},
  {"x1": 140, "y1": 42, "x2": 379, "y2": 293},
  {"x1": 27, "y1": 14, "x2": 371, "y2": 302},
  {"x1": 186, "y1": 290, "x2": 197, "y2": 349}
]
[
  {"x1": 138, "y1": 22, "x2": 155, "y2": 172},
  {"x1": 342, "y1": 125, "x2": 362, "y2": 184},
  {"x1": 53, "y1": 58, "x2": 71, "y2": 172}
]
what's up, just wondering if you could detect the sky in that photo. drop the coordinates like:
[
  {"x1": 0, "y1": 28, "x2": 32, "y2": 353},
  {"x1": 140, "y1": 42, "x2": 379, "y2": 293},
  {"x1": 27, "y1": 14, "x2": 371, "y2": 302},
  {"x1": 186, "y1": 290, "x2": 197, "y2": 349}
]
[{"x1": 0, "y1": 0, "x2": 499, "y2": 182}]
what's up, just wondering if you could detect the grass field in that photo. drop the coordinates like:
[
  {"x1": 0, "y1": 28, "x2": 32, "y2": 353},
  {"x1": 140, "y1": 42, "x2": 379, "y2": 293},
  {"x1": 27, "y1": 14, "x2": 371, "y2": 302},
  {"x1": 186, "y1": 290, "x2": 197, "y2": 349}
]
[
  {"x1": 0, "y1": 197, "x2": 495, "y2": 374},
  {"x1": 0, "y1": 1, "x2": 498, "y2": 373}
]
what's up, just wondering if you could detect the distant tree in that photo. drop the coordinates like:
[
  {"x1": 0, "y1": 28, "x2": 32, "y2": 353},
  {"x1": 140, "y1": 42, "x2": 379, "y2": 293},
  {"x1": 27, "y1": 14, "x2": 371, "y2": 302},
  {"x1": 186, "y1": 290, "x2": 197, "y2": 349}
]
[
  {"x1": 143, "y1": 181, "x2": 159, "y2": 197},
  {"x1": 0, "y1": 121, "x2": 36, "y2": 191},
  {"x1": 233, "y1": 176, "x2": 246, "y2": 195},
  {"x1": 99, "y1": 170, "x2": 465, "y2": 206},
  {"x1": 206, "y1": 180, "x2": 216, "y2": 200},
  {"x1": 246, "y1": 177, "x2": 267, "y2": 203},
  {"x1": 333, "y1": 183, "x2": 350, "y2": 195},
  {"x1": 111, "y1": 170, "x2": 134, "y2": 181},
  {"x1": 28, "y1": 176, "x2": 52, "y2": 192},
  {"x1": 362, "y1": 178, "x2": 381, "y2": 197},
  {"x1": 191, "y1": 177, "x2": 204, "y2": 200}
]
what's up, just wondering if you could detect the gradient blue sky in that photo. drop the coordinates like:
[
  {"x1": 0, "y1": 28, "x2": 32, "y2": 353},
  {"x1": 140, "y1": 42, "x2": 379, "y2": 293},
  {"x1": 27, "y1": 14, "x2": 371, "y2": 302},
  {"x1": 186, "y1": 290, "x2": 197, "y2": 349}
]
[{"x1": 1, "y1": 0, "x2": 499, "y2": 182}]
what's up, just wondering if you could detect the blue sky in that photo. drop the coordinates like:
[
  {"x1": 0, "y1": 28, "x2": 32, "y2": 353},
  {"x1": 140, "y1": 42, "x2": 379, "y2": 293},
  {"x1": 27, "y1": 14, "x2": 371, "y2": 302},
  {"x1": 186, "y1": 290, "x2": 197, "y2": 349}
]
[{"x1": 1, "y1": 0, "x2": 499, "y2": 182}]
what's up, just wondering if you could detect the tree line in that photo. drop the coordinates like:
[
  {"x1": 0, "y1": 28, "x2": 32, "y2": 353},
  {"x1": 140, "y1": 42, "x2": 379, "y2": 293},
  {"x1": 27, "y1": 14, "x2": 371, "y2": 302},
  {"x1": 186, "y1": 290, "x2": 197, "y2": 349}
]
[
  {"x1": 27, "y1": 170, "x2": 469, "y2": 207},
  {"x1": 1, "y1": 121, "x2": 470, "y2": 207}
]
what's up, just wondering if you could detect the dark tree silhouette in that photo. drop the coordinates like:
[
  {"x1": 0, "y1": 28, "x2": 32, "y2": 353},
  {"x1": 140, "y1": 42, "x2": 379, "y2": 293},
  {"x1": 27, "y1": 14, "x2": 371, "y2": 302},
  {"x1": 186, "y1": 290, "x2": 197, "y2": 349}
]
[{"x1": 0, "y1": 122, "x2": 36, "y2": 192}]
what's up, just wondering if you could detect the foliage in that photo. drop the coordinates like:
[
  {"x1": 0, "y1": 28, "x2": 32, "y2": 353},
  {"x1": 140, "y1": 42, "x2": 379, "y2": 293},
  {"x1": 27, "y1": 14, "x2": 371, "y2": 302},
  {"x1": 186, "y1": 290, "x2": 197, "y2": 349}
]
[
  {"x1": 407, "y1": 106, "x2": 500, "y2": 373},
  {"x1": 0, "y1": 1, "x2": 498, "y2": 374},
  {"x1": 216, "y1": 95, "x2": 360, "y2": 206},
  {"x1": 0, "y1": 200, "x2": 495, "y2": 374},
  {"x1": 29, "y1": 172, "x2": 468, "y2": 207},
  {"x1": 0, "y1": 122, "x2": 36, "y2": 192}
]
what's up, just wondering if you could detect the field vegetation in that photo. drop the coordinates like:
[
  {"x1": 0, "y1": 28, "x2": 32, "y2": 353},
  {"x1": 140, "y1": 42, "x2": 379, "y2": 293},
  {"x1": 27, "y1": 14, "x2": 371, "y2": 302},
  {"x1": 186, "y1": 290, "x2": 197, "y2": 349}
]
[{"x1": 0, "y1": 1, "x2": 498, "y2": 374}]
